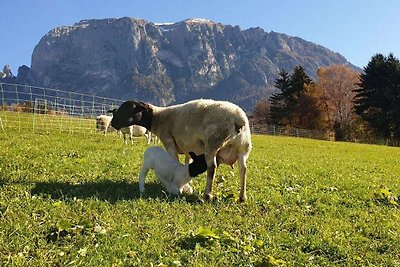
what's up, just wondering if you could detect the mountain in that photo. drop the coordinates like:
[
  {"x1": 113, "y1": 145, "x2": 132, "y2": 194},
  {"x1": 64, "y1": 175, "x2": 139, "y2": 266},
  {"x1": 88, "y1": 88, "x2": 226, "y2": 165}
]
[{"x1": 15, "y1": 17, "x2": 359, "y2": 111}]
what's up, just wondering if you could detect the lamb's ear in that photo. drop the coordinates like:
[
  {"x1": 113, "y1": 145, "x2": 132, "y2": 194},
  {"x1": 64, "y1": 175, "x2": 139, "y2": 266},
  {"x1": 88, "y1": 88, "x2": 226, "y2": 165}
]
[{"x1": 189, "y1": 152, "x2": 197, "y2": 159}]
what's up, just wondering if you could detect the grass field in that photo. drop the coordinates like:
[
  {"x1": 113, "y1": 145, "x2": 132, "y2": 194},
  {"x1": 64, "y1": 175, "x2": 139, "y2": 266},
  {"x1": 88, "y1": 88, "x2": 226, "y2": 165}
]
[{"x1": 1, "y1": 114, "x2": 400, "y2": 266}]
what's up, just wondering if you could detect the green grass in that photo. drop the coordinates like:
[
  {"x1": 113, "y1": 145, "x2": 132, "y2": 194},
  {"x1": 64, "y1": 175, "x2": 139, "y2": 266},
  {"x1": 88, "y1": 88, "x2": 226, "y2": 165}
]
[{"x1": 1, "y1": 114, "x2": 400, "y2": 266}]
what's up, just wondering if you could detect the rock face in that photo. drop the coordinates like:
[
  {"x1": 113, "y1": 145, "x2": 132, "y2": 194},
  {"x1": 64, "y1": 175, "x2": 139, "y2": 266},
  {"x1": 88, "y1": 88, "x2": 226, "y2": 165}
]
[{"x1": 26, "y1": 17, "x2": 357, "y2": 111}]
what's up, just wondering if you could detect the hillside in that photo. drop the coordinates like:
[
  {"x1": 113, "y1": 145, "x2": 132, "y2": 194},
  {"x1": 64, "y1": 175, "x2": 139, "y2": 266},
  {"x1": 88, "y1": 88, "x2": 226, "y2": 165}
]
[{"x1": 14, "y1": 17, "x2": 358, "y2": 111}]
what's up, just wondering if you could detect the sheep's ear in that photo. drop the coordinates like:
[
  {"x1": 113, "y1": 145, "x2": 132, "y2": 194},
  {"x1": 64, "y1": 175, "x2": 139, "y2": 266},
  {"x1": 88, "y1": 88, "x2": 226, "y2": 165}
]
[
  {"x1": 107, "y1": 108, "x2": 117, "y2": 114},
  {"x1": 189, "y1": 152, "x2": 197, "y2": 158},
  {"x1": 139, "y1": 101, "x2": 152, "y2": 110}
]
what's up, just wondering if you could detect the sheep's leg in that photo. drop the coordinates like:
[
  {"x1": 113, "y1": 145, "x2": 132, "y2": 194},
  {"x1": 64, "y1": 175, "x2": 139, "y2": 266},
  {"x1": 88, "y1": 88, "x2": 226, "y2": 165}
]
[
  {"x1": 123, "y1": 133, "x2": 127, "y2": 144},
  {"x1": 238, "y1": 153, "x2": 249, "y2": 202},
  {"x1": 164, "y1": 143, "x2": 179, "y2": 161},
  {"x1": 139, "y1": 166, "x2": 150, "y2": 193},
  {"x1": 204, "y1": 154, "x2": 217, "y2": 201}
]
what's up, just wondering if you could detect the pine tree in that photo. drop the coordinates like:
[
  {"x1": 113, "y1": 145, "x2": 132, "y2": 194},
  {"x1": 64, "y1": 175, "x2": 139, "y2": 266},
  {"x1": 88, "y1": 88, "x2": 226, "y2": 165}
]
[
  {"x1": 353, "y1": 53, "x2": 400, "y2": 142},
  {"x1": 269, "y1": 70, "x2": 290, "y2": 125},
  {"x1": 269, "y1": 66, "x2": 321, "y2": 129}
]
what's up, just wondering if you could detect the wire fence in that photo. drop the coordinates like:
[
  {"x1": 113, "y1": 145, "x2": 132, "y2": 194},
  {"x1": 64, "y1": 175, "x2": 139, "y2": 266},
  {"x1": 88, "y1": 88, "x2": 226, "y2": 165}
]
[
  {"x1": 0, "y1": 82, "x2": 331, "y2": 140},
  {"x1": 250, "y1": 123, "x2": 332, "y2": 140},
  {"x1": 0, "y1": 83, "x2": 123, "y2": 134}
]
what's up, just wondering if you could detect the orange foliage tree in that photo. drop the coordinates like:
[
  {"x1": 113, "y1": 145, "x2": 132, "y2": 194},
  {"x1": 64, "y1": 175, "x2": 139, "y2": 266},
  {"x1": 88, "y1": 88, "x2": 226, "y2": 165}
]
[{"x1": 315, "y1": 64, "x2": 360, "y2": 140}]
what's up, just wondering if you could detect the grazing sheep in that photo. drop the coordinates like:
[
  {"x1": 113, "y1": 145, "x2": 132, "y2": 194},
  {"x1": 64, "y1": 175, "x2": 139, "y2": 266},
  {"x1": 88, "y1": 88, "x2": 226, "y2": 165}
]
[
  {"x1": 96, "y1": 115, "x2": 113, "y2": 134},
  {"x1": 111, "y1": 99, "x2": 252, "y2": 202},
  {"x1": 139, "y1": 146, "x2": 207, "y2": 195}
]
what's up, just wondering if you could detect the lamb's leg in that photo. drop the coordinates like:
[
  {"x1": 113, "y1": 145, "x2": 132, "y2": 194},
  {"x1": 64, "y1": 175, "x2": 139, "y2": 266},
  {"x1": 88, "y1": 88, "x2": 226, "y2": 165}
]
[
  {"x1": 237, "y1": 153, "x2": 249, "y2": 202},
  {"x1": 139, "y1": 165, "x2": 150, "y2": 193}
]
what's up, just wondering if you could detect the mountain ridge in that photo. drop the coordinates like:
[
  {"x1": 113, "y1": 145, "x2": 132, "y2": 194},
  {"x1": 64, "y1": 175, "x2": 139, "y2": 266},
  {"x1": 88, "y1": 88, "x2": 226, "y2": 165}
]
[{"x1": 4, "y1": 17, "x2": 360, "y2": 111}]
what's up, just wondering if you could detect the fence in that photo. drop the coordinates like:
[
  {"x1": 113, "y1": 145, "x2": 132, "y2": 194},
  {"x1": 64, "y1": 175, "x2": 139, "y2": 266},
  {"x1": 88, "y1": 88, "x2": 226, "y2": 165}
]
[
  {"x1": 250, "y1": 123, "x2": 331, "y2": 140},
  {"x1": 0, "y1": 82, "x2": 331, "y2": 140},
  {"x1": 0, "y1": 83, "x2": 123, "y2": 134}
]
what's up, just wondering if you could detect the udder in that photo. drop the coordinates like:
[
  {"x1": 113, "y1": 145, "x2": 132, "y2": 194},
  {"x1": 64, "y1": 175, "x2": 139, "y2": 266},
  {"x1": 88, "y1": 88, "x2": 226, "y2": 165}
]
[{"x1": 216, "y1": 146, "x2": 238, "y2": 166}]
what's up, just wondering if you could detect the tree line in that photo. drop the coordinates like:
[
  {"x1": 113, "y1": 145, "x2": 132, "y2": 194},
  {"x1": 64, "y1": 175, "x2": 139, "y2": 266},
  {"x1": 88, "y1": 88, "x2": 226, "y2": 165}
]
[{"x1": 252, "y1": 53, "x2": 400, "y2": 145}]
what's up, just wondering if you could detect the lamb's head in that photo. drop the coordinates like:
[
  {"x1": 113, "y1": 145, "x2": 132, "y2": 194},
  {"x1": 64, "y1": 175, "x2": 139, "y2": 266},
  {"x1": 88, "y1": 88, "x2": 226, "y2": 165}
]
[
  {"x1": 188, "y1": 152, "x2": 208, "y2": 177},
  {"x1": 110, "y1": 101, "x2": 153, "y2": 130}
]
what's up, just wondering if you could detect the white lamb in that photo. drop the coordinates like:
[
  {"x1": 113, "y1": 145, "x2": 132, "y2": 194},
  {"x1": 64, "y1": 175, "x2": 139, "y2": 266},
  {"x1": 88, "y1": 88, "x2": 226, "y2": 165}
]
[
  {"x1": 111, "y1": 99, "x2": 252, "y2": 202},
  {"x1": 139, "y1": 146, "x2": 207, "y2": 195}
]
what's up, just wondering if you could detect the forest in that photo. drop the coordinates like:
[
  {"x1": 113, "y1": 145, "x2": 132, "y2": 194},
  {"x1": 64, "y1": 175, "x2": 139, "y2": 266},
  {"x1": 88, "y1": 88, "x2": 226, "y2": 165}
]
[{"x1": 252, "y1": 53, "x2": 400, "y2": 146}]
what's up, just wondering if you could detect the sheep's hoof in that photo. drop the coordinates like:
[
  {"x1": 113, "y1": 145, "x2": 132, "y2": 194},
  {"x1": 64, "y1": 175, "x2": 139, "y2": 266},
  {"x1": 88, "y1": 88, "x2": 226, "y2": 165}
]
[
  {"x1": 238, "y1": 195, "x2": 247, "y2": 203},
  {"x1": 203, "y1": 193, "x2": 213, "y2": 201}
]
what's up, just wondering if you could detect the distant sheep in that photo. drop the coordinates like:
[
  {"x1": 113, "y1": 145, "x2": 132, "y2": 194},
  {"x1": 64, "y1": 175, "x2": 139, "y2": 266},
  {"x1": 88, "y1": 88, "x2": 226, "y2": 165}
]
[
  {"x1": 139, "y1": 146, "x2": 207, "y2": 195},
  {"x1": 119, "y1": 125, "x2": 151, "y2": 144},
  {"x1": 111, "y1": 99, "x2": 252, "y2": 202},
  {"x1": 96, "y1": 115, "x2": 113, "y2": 134}
]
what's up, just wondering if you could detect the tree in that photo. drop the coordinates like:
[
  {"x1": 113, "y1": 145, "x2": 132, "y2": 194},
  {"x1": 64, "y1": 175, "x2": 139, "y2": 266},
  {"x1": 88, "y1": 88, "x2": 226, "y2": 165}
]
[
  {"x1": 252, "y1": 100, "x2": 271, "y2": 124},
  {"x1": 269, "y1": 66, "x2": 323, "y2": 129},
  {"x1": 269, "y1": 69, "x2": 290, "y2": 125},
  {"x1": 353, "y1": 53, "x2": 400, "y2": 143},
  {"x1": 315, "y1": 64, "x2": 360, "y2": 140}
]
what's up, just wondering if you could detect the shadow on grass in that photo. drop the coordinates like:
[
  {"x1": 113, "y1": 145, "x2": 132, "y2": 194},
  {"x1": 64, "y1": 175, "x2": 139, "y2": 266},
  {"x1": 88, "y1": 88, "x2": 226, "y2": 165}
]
[{"x1": 30, "y1": 179, "x2": 201, "y2": 203}]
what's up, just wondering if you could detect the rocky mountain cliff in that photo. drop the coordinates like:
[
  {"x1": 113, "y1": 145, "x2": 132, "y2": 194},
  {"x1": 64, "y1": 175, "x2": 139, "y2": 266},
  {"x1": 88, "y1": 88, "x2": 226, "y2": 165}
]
[{"x1": 15, "y1": 17, "x2": 358, "y2": 111}]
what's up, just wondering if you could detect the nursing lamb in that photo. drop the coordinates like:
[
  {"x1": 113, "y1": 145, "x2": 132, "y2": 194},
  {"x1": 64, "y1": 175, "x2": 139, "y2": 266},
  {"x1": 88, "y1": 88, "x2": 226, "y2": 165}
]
[
  {"x1": 111, "y1": 99, "x2": 252, "y2": 202},
  {"x1": 139, "y1": 146, "x2": 207, "y2": 195}
]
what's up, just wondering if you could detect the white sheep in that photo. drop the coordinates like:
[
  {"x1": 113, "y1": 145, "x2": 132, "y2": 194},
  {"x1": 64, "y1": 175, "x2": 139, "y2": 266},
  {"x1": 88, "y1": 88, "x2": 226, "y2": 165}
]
[
  {"x1": 139, "y1": 146, "x2": 207, "y2": 195},
  {"x1": 119, "y1": 125, "x2": 151, "y2": 144},
  {"x1": 111, "y1": 99, "x2": 252, "y2": 202},
  {"x1": 96, "y1": 115, "x2": 113, "y2": 134}
]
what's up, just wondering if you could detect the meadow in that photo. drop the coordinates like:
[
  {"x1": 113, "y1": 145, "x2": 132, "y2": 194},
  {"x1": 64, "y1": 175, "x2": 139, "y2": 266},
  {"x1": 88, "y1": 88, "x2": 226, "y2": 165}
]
[{"x1": 1, "y1": 113, "x2": 400, "y2": 266}]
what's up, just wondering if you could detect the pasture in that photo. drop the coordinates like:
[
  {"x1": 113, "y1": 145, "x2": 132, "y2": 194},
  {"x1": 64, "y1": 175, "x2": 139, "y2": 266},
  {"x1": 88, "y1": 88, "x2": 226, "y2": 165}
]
[{"x1": 0, "y1": 113, "x2": 400, "y2": 266}]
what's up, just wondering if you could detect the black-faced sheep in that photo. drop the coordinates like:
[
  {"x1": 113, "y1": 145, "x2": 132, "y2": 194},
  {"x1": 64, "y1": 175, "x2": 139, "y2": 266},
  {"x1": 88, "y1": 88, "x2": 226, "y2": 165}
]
[
  {"x1": 139, "y1": 146, "x2": 207, "y2": 195},
  {"x1": 111, "y1": 99, "x2": 252, "y2": 202}
]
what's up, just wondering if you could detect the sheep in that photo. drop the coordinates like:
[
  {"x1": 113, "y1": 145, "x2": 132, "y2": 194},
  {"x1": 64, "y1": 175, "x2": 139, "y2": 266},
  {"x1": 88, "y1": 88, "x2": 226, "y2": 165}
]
[
  {"x1": 119, "y1": 125, "x2": 151, "y2": 144},
  {"x1": 96, "y1": 115, "x2": 113, "y2": 134},
  {"x1": 111, "y1": 99, "x2": 252, "y2": 202},
  {"x1": 139, "y1": 146, "x2": 207, "y2": 195}
]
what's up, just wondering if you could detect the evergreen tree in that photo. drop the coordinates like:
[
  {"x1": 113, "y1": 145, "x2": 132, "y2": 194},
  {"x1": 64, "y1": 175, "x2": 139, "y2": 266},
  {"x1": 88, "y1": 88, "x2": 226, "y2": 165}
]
[
  {"x1": 269, "y1": 69, "x2": 290, "y2": 125},
  {"x1": 269, "y1": 66, "x2": 317, "y2": 128},
  {"x1": 353, "y1": 53, "x2": 400, "y2": 142}
]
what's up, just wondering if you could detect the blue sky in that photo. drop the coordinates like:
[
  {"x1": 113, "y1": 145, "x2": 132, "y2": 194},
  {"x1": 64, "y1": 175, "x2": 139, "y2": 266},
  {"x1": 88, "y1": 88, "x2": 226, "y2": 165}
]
[{"x1": 1, "y1": 0, "x2": 400, "y2": 73}]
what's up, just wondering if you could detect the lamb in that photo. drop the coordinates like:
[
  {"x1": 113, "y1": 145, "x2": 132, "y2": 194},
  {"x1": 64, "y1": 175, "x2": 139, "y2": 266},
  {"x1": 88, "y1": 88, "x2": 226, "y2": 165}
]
[
  {"x1": 139, "y1": 146, "x2": 207, "y2": 195},
  {"x1": 111, "y1": 99, "x2": 252, "y2": 202}
]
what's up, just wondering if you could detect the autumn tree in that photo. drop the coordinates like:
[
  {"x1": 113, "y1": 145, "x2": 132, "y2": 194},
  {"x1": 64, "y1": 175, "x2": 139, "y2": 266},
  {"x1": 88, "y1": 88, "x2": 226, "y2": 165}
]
[
  {"x1": 252, "y1": 100, "x2": 271, "y2": 124},
  {"x1": 353, "y1": 53, "x2": 400, "y2": 143},
  {"x1": 315, "y1": 64, "x2": 360, "y2": 140}
]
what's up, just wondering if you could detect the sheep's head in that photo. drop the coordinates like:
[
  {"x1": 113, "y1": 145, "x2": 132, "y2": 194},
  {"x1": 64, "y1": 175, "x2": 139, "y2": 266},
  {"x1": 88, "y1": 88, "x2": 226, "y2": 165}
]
[
  {"x1": 110, "y1": 101, "x2": 152, "y2": 130},
  {"x1": 188, "y1": 152, "x2": 208, "y2": 177}
]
